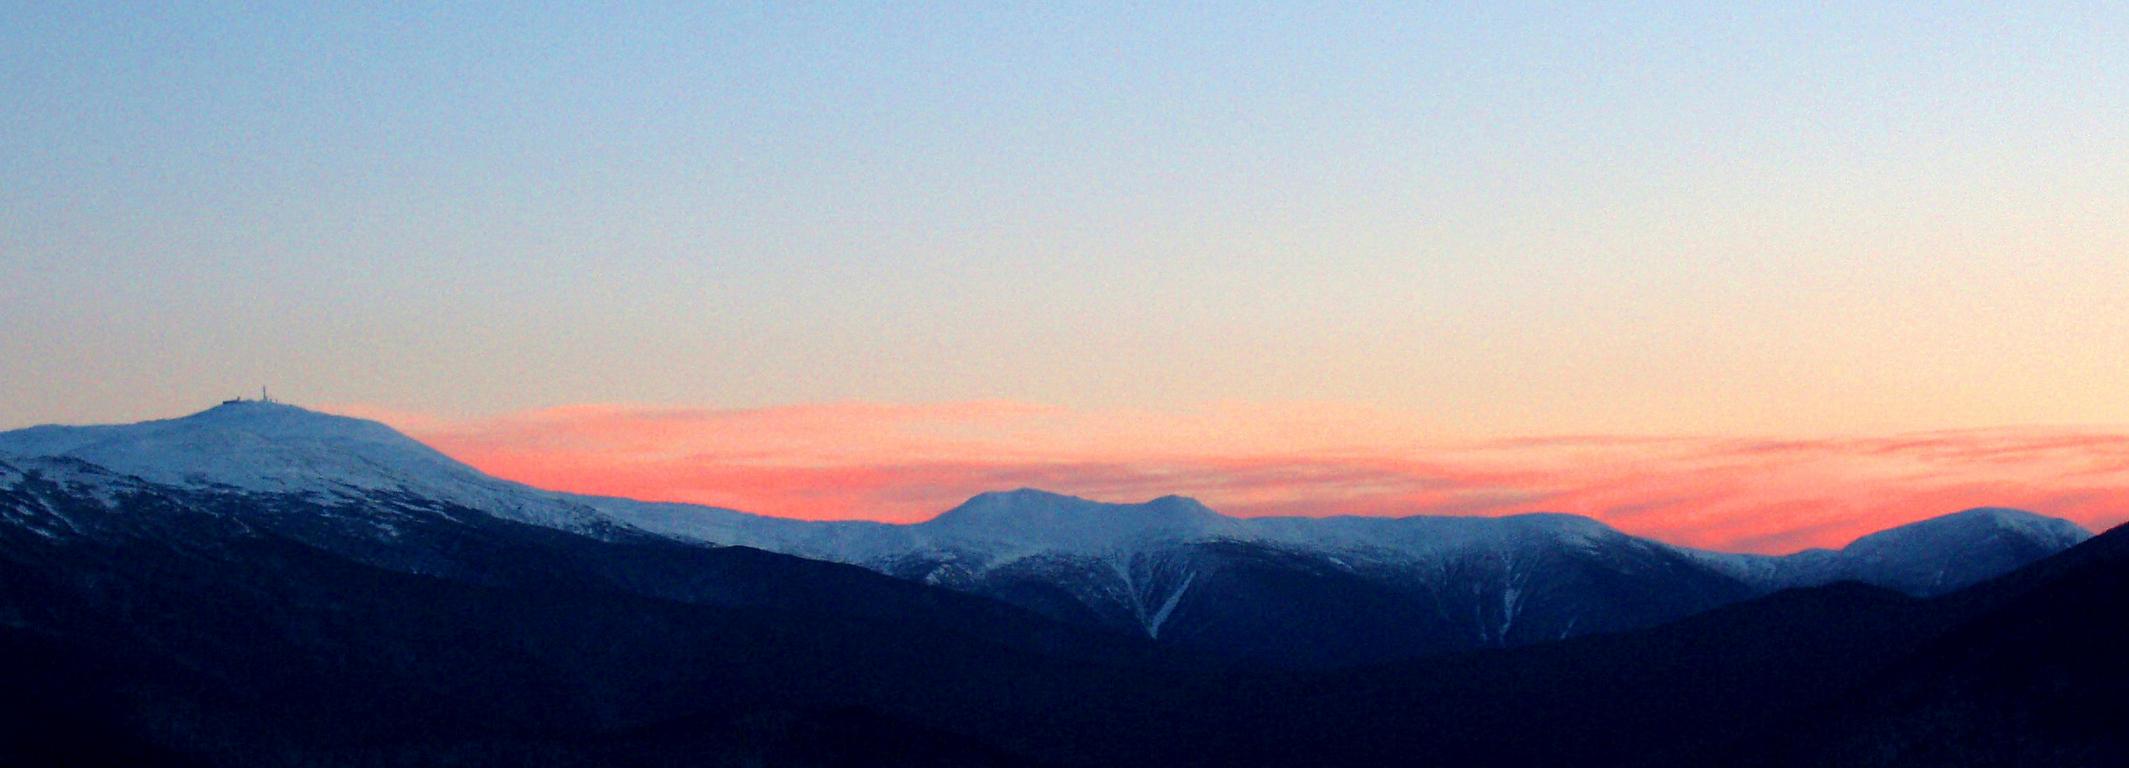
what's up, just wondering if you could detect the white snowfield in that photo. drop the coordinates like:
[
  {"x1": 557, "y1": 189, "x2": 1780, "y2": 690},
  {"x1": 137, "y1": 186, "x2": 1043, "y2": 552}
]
[{"x1": 0, "y1": 401, "x2": 2096, "y2": 597}]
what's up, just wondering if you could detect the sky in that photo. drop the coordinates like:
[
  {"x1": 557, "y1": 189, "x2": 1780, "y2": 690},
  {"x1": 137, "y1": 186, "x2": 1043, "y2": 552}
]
[{"x1": 5, "y1": 4, "x2": 2128, "y2": 550}]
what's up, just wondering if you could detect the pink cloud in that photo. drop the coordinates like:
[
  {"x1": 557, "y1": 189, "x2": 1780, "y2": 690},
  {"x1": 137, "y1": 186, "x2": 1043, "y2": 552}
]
[{"x1": 326, "y1": 402, "x2": 2129, "y2": 553}]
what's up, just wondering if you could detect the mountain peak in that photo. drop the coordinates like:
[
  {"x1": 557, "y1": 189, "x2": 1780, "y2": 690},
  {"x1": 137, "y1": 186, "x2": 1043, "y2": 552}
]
[
  {"x1": 184, "y1": 399, "x2": 411, "y2": 437},
  {"x1": 194, "y1": 397, "x2": 309, "y2": 416},
  {"x1": 0, "y1": 401, "x2": 503, "y2": 499},
  {"x1": 923, "y1": 488, "x2": 1229, "y2": 549},
  {"x1": 1146, "y1": 493, "x2": 1214, "y2": 511},
  {"x1": 1847, "y1": 507, "x2": 2091, "y2": 553},
  {"x1": 1830, "y1": 506, "x2": 2093, "y2": 595},
  {"x1": 2, "y1": 400, "x2": 442, "y2": 462},
  {"x1": 1941, "y1": 506, "x2": 2065, "y2": 525},
  {"x1": 966, "y1": 487, "x2": 1087, "y2": 504},
  {"x1": 940, "y1": 488, "x2": 1219, "y2": 519},
  {"x1": 0, "y1": 402, "x2": 617, "y2": 531}
]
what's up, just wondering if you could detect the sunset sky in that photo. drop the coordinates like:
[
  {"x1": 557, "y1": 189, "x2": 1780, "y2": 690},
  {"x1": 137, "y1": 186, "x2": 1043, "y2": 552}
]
[{"x1": 6, "y1": 4, "x2": 2127, "y2": 551}]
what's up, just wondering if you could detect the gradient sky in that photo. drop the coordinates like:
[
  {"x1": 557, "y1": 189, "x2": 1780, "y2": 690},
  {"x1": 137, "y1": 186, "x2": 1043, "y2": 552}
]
[{"x1": 6, "y1": 4, "x2": 2127, "y2": 549}]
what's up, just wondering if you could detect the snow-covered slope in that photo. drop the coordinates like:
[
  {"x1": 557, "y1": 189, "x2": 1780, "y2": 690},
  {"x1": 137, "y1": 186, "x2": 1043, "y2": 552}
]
[
  {"x1": 601, "y1": 487, "x2": 1633, "y2": 568},
  {"x1": 0, "y1": 400, "x2": 621, "y2": 532},
  {"x1": 593, "y1": 467, "x2": 2095, "y2": 660},
  {"x1": 599, "y1": 489, "x2": 1785, "y2": 658},
  {"x1": 1691, "y1": 506, "x2": 2094, "y2": 596}
]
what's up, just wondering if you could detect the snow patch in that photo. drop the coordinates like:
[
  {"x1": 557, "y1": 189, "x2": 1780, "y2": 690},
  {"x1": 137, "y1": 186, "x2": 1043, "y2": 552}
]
[{"x1": 1146, "y1": 571, "x2": 1196, "y2": 639}]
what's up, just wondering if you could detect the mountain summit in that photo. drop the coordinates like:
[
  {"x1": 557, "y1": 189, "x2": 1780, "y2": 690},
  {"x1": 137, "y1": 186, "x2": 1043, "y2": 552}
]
[
  {"x1": 1836, "y1": 506, "x2": 2093, "y2": 594},
  {"x1": 0, "y1": 401, "x2": 606, "y2": 530},
  {"x1": 0, "y1": 400, "x2": 476, "y2": 491},
  {"x1": 924, "y1": 489, "x2": 1237, "y2": 552}
]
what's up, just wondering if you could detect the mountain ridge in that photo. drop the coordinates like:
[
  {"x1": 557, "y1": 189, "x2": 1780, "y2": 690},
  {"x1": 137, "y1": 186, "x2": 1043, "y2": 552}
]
[
  {"x1": 0, "y1": 402, "x2": 2094, "y2": 663},
  {"x1": 3, "y1": 402, "x2": 2122, "y2": 765},
  {"x1": 0, "y1": 402, "x2": 2090, "y2": 556}
]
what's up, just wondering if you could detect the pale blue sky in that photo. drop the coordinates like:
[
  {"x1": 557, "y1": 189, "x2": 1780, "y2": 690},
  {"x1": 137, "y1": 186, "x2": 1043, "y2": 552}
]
[{"x1": 5, "y1": 3, "x2": 2125, "y2": 435}]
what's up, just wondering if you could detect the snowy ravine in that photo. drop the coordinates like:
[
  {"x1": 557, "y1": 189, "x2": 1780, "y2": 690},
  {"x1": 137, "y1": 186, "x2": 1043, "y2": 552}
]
[{"x1": 0, "y1": 401, "x2": 2096, "y2": 664}]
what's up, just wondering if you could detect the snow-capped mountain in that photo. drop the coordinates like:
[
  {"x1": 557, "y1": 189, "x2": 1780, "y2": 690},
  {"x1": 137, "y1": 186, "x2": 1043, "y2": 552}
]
[
  {"x1": 0, "y1": 400, "x2": 615, "y2": 533},
  {"x1": 593, "y1": 489, "x2": 1757, "y2": 661},
  {"x1": 0, "y1": 444, "x2": 1186, "y2": 766},
  {"x1": 0, "y1": 402, "x2": 2096, "y2": 665},
  {"x1": 1690, "y1": 506, "x2": 2095, "y2": 597},
  {"x1": 607, "y1": 485, "x2": 2093, "y2": 661}
]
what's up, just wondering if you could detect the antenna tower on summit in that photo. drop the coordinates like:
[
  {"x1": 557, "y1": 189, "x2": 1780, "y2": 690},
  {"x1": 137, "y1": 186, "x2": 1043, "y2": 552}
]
[{"x1": 260, "y1": 386, "x2": 271, "y2": 403}]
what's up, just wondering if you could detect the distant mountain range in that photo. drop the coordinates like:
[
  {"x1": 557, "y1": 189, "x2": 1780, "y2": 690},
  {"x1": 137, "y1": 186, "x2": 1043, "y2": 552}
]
[
  {"x1": 2, "y1": 401, "x2": 2120, "y2": 766},
  {"x1": 0, "y1": 401, "x2": 2090, "y2": 665}
]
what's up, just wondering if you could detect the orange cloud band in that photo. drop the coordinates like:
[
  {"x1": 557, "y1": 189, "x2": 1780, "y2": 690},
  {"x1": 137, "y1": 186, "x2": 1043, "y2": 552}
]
[{"x1": 330, "y1": 401, "x2": 2129, "y2": 553}]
